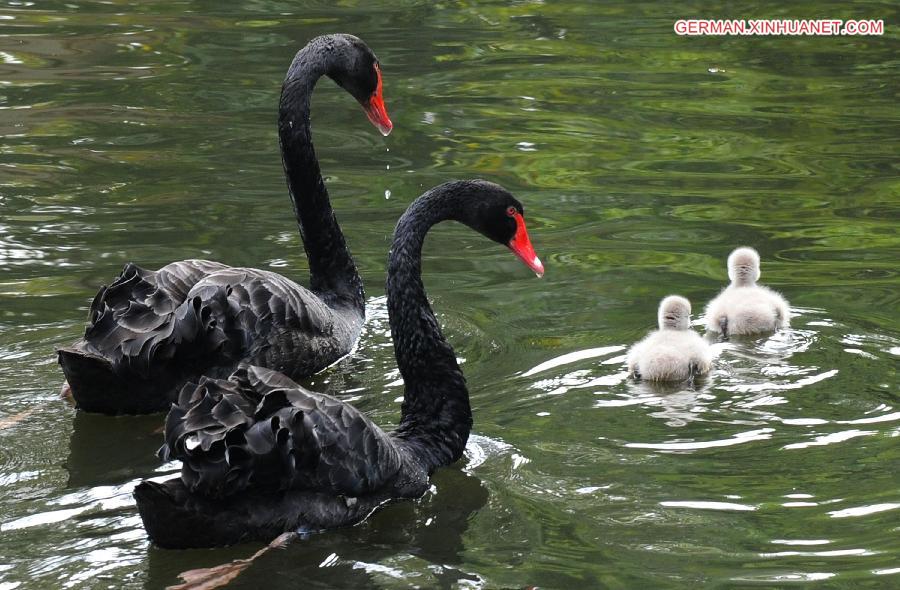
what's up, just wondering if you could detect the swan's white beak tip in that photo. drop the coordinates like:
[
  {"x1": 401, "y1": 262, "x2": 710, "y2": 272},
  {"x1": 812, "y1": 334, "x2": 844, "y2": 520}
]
[{"x1": 533, "y1": 256, "x2": 545, "y2": 278}]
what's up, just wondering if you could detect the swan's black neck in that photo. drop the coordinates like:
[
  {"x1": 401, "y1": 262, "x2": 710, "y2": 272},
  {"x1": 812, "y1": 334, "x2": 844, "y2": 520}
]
[
  {"x1": 387, "y1": 188, "x2": 472, "y2": 473},
  {"x1": 278, "y1": 38, "x2": 364, "y2": 311}
]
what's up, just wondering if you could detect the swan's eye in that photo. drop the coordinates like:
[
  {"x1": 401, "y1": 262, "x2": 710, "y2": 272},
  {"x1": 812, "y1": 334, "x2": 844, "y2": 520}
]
[{"x1": 506, "y1": 206, "x2": 517, "y2": 217}]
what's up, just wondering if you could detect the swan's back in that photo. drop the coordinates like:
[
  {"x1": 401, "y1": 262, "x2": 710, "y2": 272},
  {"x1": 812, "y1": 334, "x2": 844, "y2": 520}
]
[
  {"x1": 628, "y1": 330, "x2": 711, "y2": 381},
  {"x1": 627, "y1": 296, "x2": 712, "y2": 381},
  {"x1": 134, "y1": 364, "x2": 430, "y2": 548},
  {"x1": 58, "y1": 260, "x2": 362, "y2": 414},
  {"x1": 704, "y1": 285, "x2": 789, "y2": 335},
  {"x1": 706, "y1": 247, "x2": 791, "y2": 335},
  {"x1": 164, "y1": 365, "x2": 404, "y2": 499},
  {"x1": 704, "y1": 247, "x2": 789, "y2": 336}
]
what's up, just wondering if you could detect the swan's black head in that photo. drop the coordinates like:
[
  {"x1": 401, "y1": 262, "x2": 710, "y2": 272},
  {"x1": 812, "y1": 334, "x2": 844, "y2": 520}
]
[
  {"x1": 451, "y1": 180, "x2": 544, "y2": 277},
  {"x1": 324, "y1": 34, "x2": 392, "y2": 136}
]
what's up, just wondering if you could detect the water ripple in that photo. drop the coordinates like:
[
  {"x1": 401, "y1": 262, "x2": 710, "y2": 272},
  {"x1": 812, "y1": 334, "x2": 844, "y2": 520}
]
[
  {"x1": 0, "y1": 1, "x2": 897, "y2": 588},
  {"x1": 660, "y1": 500, "x2": 757, "y2": 512},
  {"x1": 626, "y1": 428, "x2": 775, "y2": 451},
  {"x1": 828, "y1": 504, "x2": 900, "y2": 519}
]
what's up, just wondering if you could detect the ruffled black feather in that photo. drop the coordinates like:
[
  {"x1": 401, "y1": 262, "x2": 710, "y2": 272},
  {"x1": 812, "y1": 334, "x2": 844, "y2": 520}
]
[
  {"x1": 161, "y1": 365, "x2": 404, "y2": 500},
  {"x1": 59, "y1": 260, "x2": 363, "y2": 414}
]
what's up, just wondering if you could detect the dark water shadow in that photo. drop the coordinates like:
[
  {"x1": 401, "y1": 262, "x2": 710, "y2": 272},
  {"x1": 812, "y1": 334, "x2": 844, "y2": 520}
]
[
  {"x1": 65, "y1": 411, "x2": 165, "y2": 488},
  {"x1": 144, "y1": 467, "x2": 489, "y2": 590}
]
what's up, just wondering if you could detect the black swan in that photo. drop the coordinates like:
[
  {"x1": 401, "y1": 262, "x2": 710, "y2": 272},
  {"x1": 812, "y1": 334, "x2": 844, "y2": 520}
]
[
  {"x1": 57, "y1": 34, "x2": 393, "y2": 414},
  {"x1": 703, "y1": 247, "x2": 790, "y2": 336},
  {"x1": 133, "y1": 179, "x2": 544, "y2": 548}
]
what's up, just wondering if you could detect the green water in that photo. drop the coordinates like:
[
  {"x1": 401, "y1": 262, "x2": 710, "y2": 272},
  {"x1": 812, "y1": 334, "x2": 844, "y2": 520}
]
[{"x1": 1, "y1": 1, "x2": 898, "y2": 588}]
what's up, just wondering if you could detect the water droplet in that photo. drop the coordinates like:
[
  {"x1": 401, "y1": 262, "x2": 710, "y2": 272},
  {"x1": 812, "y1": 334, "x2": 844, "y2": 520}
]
[{"x1": 384, "y1": 189, "x2": 391, "y2": 200}]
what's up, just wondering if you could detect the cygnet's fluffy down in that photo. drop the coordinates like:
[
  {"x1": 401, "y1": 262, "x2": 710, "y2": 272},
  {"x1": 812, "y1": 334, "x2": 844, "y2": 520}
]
[
  {"x1": 704, "y1": 247, "x2": 790, "y2": 336},
  {"x1": 627, "y1": 295, "x2": 712, "y2": 381}
]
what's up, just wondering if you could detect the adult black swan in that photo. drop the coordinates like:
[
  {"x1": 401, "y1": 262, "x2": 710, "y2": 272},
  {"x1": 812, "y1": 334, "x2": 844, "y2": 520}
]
[
  {"x1": 57, "y1": 34, "x2": 393, "y2": 414},
  {"x1": 133, "y1": 180, "x2": 544, "y2": 548}
]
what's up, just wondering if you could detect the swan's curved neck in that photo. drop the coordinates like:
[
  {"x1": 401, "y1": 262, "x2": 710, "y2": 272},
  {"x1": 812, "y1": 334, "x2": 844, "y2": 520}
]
[
  {"x1": 387, "y1": 191, "x2": 472, "y2": 473},
  {"x1": 278, "y1": 40, "x2": 363, "y2": 310}
]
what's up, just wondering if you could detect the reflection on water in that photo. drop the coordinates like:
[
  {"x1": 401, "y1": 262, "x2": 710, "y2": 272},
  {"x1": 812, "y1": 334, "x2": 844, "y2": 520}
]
[
  {"x1": 0, "y1": 0, "x2": 898, "y2": 588},
  {"x1": 145, "y1": 467, "x2": 490, "y2": 590},
  {"x1": 65, "y1": 412, "x2": 163, "y2": 489}
]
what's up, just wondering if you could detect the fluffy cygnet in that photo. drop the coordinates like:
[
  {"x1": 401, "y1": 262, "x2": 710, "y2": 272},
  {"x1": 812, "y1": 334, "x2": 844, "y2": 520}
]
[
  {"x1": 627, "y1": 295, "x2": 712, "y2": 381},
  {"x1": 704, "y1": 247, "x2": 790, "y2": 336}
]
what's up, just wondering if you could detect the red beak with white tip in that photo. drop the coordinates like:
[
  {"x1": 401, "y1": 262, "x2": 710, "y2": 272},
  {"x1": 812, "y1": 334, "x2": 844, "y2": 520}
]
[
  {"x1": 508, "y1": 212, "x2": 544, "y2": 277},
  {"x1": 362, "y1": 64, "x2": 392, "y2": 136}
]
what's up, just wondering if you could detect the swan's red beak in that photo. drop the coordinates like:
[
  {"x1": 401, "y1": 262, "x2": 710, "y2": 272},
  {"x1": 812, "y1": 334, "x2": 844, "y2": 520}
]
[
  {"x1": 508, "y1": 212, "x2": 544, "y2": 277},
  {"x1": 363, "y1": 64, "x2": 392, "y2": 136}
]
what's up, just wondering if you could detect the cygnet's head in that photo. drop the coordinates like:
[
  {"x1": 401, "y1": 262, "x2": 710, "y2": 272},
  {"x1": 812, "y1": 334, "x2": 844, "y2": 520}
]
[
  {"x1": 657, "y1": 295, "x2": 692, "y2": 330},
  {"x1": 727, "y1": 247, "x2": 761, "y2": 286}
]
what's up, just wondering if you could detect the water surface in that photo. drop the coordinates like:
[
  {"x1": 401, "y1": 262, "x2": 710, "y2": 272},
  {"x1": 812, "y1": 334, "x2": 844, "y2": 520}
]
[{"x1": 0, "y1": 1, "x2": 898, "y2": 588}]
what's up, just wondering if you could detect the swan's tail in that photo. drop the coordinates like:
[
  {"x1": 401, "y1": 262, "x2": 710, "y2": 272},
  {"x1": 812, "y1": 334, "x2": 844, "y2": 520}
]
[
  {"x1": 134, "y1": 477, "x2": 335, "y2": 549},
  {"x1": 57, "y1": 346, "x2": 171, "y2": 414},
  {"x1": 134, "y1": 479, "x2": 241, "y2": 549},
  {"x1": 58, "y1": 261, "x2": 241, "y2": 414}
]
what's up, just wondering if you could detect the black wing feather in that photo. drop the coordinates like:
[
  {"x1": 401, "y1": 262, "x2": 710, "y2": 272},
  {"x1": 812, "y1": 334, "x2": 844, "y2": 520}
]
[
  {"x1": 59, "y1": 260, "x2": 361, "y2": 414},
  {"x1": 162, "y1": 365, "x2": 403, "y2": 500}
]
